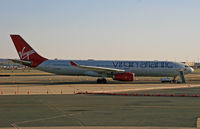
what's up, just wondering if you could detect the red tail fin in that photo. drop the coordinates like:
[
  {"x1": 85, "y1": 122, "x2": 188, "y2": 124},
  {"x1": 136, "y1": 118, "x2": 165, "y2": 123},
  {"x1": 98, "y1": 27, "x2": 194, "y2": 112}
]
[{"x1": 10, "y1": 35, "x2": 47, "y2": 67}]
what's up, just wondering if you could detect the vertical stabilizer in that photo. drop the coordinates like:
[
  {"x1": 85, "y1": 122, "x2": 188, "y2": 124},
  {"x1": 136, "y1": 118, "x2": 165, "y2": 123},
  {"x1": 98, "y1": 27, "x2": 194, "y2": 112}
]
[{"x1": 10, "y1": 35, "x2": 47, "y2": 67}]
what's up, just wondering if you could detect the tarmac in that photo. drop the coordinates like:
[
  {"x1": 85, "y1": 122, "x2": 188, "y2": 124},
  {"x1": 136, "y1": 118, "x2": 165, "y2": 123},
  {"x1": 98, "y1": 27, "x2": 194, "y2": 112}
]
[
  {"x1": 2, "y1": 126, "x2": 197, "y2": 129},
  {"x1": 1, "y1": 70, "x2": 200, "y2": 129},
  {"x1": 0, "y1": 73, "x2": 199, "y2": 95}
]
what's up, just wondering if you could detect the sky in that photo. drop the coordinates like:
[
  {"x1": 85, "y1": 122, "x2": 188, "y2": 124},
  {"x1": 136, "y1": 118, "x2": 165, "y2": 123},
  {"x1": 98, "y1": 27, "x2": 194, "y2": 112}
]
[{"x1": 0, "y1": 0, "x2": 200, "y2": 62}]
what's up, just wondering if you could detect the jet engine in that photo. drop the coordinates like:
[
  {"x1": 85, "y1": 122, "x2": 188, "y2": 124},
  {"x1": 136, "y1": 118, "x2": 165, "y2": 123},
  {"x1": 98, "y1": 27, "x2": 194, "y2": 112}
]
[{"x1": 113, "y1": 72, "x2": 134, "y2": 81}]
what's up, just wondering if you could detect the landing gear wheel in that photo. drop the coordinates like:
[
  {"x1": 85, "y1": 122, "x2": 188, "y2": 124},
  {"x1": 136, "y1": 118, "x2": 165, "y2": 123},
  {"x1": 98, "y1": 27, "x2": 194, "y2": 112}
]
[
  {"x1": 97, "y1": 78, "x2": 107, "y2": 84},
  {"x1": 102, "y1": 78, "x2": 107, "y2": 84},
  {"x1": 97, "y1": 79, "x2": 102, "y2": 84}
]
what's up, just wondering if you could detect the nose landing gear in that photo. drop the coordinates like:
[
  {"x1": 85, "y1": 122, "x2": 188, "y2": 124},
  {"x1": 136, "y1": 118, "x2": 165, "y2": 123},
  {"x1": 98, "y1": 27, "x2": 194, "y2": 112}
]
[{"x1": 179, "y1": 71, "x2": 186, "y2": 83}]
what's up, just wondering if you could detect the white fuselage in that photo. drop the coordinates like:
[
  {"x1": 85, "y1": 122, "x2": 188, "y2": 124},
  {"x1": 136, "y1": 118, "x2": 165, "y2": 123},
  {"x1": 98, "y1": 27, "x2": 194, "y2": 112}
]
[{"x1": 36, "y1": 60, "x2": 193, "y2": 78}]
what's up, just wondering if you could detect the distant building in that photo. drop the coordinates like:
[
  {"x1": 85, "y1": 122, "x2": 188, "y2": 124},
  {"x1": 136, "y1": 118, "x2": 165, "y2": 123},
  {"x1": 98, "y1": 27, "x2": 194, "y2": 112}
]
[
  {"x1": 0, "y1": 59, "x2": 27, "y2": 70},
  {"x1": 183, "y1": 62, "x2": 195, "y2": 67},
  {"x1": 194, "y1": 63, "x2": 200, "y2": 69},
  {"x1": 182, "y1": 62, "x2": 200, "y2": 69}
]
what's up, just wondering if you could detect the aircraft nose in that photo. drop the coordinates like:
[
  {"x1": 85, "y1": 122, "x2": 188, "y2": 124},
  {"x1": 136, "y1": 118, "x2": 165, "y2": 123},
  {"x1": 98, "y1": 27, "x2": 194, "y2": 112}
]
[
  {"x1": 188, "y1": 67, "x2": 194, "y2": 73},
  {"x1": 190, "y1": 67, "x2": 194, "y2": 73}
]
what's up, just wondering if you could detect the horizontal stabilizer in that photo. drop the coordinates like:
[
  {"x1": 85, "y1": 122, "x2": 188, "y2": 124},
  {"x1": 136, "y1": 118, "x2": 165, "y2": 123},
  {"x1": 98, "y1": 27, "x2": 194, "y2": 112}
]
[{"x1": 9, "y1": 59, "x2": 32, "y2": 66}]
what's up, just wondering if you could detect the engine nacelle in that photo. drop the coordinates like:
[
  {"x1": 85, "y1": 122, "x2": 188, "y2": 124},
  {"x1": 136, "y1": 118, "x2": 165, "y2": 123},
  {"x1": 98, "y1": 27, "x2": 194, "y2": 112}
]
[{"x1": 113, "y1": 72, "x2": 134, "y2": 81}]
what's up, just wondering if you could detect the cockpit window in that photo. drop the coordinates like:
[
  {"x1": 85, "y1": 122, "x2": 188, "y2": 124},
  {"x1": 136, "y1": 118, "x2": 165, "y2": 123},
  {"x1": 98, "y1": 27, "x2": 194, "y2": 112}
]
[{"x1": 185, "y1": 65, "x2": 189, "y2": 67}]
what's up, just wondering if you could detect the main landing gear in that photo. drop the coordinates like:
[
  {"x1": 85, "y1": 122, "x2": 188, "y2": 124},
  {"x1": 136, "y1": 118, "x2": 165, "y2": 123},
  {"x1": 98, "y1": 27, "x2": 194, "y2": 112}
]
[
  {"x1": 171, "y1": 71, "x2": 186, "y2": 84},
  {"x1": 97, "y1": 78, "x2": 107, "y2": 84}
]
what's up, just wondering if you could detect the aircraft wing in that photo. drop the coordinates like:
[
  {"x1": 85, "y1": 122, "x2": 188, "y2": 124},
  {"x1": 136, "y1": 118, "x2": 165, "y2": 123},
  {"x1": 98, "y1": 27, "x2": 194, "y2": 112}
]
[
  {"x1": 9, "y1": 59, "x2": 32, "y2": 66},
  {"x1": 70, "y1": 61, "x2": 125, "y2": 74}
]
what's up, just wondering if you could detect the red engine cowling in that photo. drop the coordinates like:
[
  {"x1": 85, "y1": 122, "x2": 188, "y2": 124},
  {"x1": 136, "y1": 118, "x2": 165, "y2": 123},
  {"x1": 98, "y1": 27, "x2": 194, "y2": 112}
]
[{"x1": 113, "y1": 72, "x2": 134, "y2": 81}]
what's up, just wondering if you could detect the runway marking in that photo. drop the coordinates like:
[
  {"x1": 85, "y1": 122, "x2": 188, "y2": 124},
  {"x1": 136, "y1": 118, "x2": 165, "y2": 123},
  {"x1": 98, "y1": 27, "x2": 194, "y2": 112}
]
[
  {"x1": 77, "y1": 92, "x2": 200, "y2": 98},
  {"x1": 10, "y1": 123, "x2": 19, "y2": 129},
  {"x1": 1, "y1": 83, "x2": 200, "y2": 95},
  {"x1": 91, "y1": 84, "x2": 200, "y2": 93},
  {"x1": 11, "y1": 114, "x2": 66, "y2": 129},
  {"x1": 15, "y1": 115, "x2": 66, "y2": 124},
  {"x1": 37, "y1": 99, "x2": 85, "y2": 126}
]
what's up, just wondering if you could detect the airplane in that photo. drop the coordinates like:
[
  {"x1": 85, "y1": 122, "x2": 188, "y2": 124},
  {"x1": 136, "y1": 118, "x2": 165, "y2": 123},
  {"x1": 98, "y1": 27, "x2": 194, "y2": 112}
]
[{"x1": 9, "y1": 34, "x2": 194, "y2": 84}]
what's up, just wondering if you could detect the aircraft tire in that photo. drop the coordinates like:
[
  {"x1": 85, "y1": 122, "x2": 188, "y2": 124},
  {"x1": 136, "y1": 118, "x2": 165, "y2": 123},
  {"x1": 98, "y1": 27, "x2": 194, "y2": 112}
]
[
  {"x1": 97, "y1": 78, "x2": 107, "y2": 84},
  {"x1": 97, "y1": 79, "x2": 102, "y2": 84},
  {"x1": 102, "y1": 78, "x2": 107, "y2": 84}
]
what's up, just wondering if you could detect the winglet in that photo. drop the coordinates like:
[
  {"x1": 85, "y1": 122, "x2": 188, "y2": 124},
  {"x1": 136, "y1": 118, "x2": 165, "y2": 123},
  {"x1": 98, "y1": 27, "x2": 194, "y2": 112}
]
[{"x1": 70, "y1": 61, "x2": 78, "y2": 66}]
